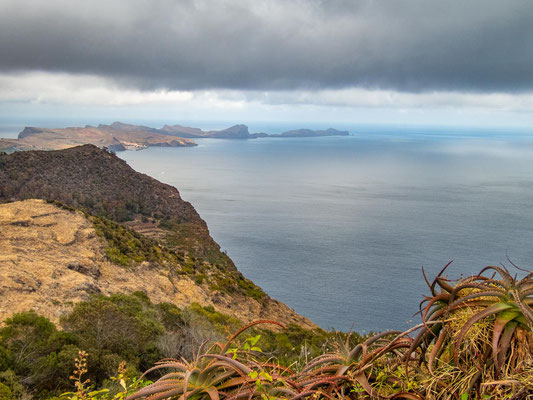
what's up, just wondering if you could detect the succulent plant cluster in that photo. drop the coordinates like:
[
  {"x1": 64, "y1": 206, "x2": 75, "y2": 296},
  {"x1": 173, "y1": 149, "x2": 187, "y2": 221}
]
[{"x1": 128, "y1": 264, "x2": 533, "y2": 400}]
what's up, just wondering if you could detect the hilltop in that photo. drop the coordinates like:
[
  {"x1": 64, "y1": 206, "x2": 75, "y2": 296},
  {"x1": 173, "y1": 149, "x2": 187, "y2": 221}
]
[{"x1": 0, "y1": 145, "x2": 315, "y2": 328}]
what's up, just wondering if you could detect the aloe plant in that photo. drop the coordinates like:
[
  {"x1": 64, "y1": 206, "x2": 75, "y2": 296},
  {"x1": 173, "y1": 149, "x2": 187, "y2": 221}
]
[
  {"x1": 413, "y1": 263, "x2": 533, "y2": 398},
  {"x1": 126, "y1": 320, "x2": 285, "y2": 400}
]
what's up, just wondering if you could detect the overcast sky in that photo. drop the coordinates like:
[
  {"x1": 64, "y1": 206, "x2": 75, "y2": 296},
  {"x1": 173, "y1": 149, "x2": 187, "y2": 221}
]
[{"x1": 1, "y1": 0, "x2": 533, "y2": 127}]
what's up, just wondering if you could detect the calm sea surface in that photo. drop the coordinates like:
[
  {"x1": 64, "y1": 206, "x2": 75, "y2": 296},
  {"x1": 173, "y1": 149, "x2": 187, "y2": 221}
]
[{"x1": 113, "y1": 126, "x2": 533, "y2": 332}]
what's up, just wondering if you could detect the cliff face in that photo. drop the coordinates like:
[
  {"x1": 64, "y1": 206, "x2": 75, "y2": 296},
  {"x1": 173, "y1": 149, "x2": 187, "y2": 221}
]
[
  {"x1": 0, "y1": 146, "x2": 316, "y2": 329},
  {"x1": 0, "y1": 200, "x2": 314, "y2": 328}
]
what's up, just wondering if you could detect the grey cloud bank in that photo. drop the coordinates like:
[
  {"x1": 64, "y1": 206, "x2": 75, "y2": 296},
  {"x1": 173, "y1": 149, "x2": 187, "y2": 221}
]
[{"x1": 1, "y1": 0, "x2": 533, "y2": 93}]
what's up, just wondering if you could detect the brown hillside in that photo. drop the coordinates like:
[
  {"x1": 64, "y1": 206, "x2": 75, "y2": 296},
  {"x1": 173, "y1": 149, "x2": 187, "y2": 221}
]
[{"x1": 0, "y1": 200, "x2": 314, "y2": 328}]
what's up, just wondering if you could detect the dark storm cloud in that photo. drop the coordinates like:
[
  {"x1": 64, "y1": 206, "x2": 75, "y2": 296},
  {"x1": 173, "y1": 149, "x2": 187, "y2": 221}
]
[{"x1": 1, "y1": 0, "x2": 532, "y2": 92}]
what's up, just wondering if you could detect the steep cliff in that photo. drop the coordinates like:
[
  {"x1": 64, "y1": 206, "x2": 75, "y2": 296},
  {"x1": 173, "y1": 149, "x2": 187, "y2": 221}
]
[{"x1": 0, "y1": 146, "x2": 316, "y2": 329}]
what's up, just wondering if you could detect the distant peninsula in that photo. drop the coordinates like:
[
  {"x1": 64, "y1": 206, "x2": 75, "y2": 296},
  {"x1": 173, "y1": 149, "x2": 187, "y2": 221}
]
[
  {"x1": 161, "y1": 123, "x2": 350, "y2": 139},
  {"x1": 0, "y1": 122, "x2": 350, "y2": 152}
]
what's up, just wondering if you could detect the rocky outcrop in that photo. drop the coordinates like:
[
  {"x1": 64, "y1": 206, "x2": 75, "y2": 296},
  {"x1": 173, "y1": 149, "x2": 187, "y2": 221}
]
[
  {"x1": 161, "y1": 124, "x2": 206, "y2": 138},
  {"x1": 18, "y1": 126, "x2": 50, "y2": 139},
  {"x1": 207, "y1": 124, "x2": 250, "y2": 138}
]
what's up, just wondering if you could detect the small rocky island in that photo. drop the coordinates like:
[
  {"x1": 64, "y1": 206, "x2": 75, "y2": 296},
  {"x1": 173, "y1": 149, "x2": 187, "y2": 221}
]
[{"x1": 0, "y1": 121, "x2": 350, "y2": 152}]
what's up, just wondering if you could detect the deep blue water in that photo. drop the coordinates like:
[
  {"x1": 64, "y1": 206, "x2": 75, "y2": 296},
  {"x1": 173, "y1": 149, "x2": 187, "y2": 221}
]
[{"x1": 113, "y1": 126, "x2": 532, "y2": 332}]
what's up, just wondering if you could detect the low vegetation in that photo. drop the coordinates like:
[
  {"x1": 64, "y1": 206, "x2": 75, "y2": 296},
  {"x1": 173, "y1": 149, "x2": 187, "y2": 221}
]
[
  {"x1": 30, "y1": 263, "x2": 529, "y2": 400},
  {"x1": 0, "y1": 294, "x2": 339, "y2": 399},
  {"x1": 2, "y1": 265, "x2": 531, "y2": 399},
  {"x1": 122, "y1": 264, "x2": 533, "y2": 400}
]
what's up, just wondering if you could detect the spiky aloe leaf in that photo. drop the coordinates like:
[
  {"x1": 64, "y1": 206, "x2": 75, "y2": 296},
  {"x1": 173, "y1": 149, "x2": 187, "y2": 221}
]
[{"x1": 492, "y1": 310, "x2": 520, "y2": 372}]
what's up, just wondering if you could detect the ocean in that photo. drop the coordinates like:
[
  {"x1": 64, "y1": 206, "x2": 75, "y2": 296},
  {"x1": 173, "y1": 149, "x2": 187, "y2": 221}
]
[
  {"x1": 115, "y1": 124, "x2": 533, "y2": 332},
  {"x1": 6, "y1": 121, "x2": 533, "y2": 332}
]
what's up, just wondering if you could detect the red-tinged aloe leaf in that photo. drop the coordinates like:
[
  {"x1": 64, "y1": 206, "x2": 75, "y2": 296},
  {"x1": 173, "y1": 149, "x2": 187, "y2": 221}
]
[
  {"x1": 347, "y1": 343, "x2": 363, "y2": 361},
  {"x1": 360, "y1": 343, "x2": 368, "y2": 365},
  {"x1": 214, "y1": 373, "x2": 250, "y2": 391},
  {"x1": 422, "y1": 293, "x2": 450, "y2": 322},
  {"x1": 353, "y1": 371, "x2": 378, "y2": 398},
  {"x1": 200, "y1": 354, "x2": 252, "y2": 375},
  {"x1": 157, "y1": 372, "x2": 187, "y2": 382},
  {"x1": 147, "y1": 388, "x2": 187, "y2": 400},
  {"x1": 430, "y1": 261, "x2": 454, "y2": 294},
  {"x1": 492, "y1": 310, "x2": 520, "y2": 372},
  {"x1": 520, "y1": 288, "x2": 533, "y2": 298},
  {"x1": 335, "y1": 364, "x2": 349, "y2": 377},
  {"x1": 451, "y1": 281, "x2": 504, "y2": 296},
  {"x1": 297, "y1": 364, "x2": 343, "y2": 378},
  {"x1": 518, "y1": 277, "x2": 533, "y2": 288},
  {"x1": 295, "y1": 375, "x2": 335, "y2": 387},
  {"x1": 182, "y1": 369, "x2": 192, "y2": 400},
  {"x1": 511, "y1": 290, "x2": 533, "y2": 326},
  {"x1": 301, "y1": 356, "x2": 345, "y2": 372},
  {"x1": 427, "y1": 329, "x2": 446, "y2": 377},
  {"x1": 498, "y1": 321, "x2": 518, "y2": 369},
  {"x1": 422, "y1": 266, "x2": 432, "y2": 291},
  {"x1": 290, "y1": 390, "x2": 318, "y2": 400},
  {"x1": 479, "y1": 266, "x2": 512, "y2": 287},
  {"x1": 408, "y1": 325, "x2": 441, "y2": 360},
  {"x1": 453, "y1": 302, "x2": 513, "y2": 366},
  {"x1": 127, "y1": 384, "x2": 184, "y2": 400},
  {"x1": 269, "y1": 387, "x2": 299, "y2": 397},
  {"x1": 290, "y1": 383, "x2": 337, "y2": 400},
  {"x1": 204, "y1": 387, "x2": 220, "y2": 400},
  {"x1": 374, "y1": 337, "x2": 412, "y2": 358},
  {"x1": 390, "y1": 393, "x2": 425, "y2": 400},
  {"x1": 216, "y1": 376, "x2": 252, "y2": 390},
  {"x1": 138, "y1": 361, "x2": 189, "y2": 380},
  {"x1": 197, "y1": 362, "x2": 233, "y2": 386},
  {"x1": 306, "y1": 376, "x2": 346, "y2": 392},
  {"x1": 436, "y1": 277, "x2": 455, "y2": 294},
  {"x1": 363, "y1": 330, "x2": 403, "y2": 347}
]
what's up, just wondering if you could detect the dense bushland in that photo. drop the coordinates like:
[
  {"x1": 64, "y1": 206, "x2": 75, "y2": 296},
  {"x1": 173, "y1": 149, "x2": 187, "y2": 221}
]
[{"x1": 0, "y1": 294, "x2": 341, "y2": 399}]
